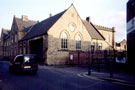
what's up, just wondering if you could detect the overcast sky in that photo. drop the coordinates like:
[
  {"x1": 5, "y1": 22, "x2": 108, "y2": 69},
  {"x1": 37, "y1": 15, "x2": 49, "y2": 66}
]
[{"x1": 0, "y1": 0, "x2": 128, "y2": 42}]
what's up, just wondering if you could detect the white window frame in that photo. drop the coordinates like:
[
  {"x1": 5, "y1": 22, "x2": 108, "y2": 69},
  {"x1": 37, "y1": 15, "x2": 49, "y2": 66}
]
[
  {"x1": 61, "y1": 32, "x2": 68, "y2": 50},
  {"x1": 75, "y1": 34, "x2": 81, "y2": 50}
]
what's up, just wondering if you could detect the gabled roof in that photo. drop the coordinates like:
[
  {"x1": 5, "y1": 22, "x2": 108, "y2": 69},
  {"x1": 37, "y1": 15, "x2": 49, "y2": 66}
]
[
  {"x1": 15, "y1": 17, "x2": 37, "y2": 31},
  {"x1": 21, "y1": 10, "x2": 67, "y2": 41},
  {"x1": 1, "y1": 29, "x2": 10, "y2": 39},
  {"x1": 2, "y1": 29, "x2": 10, "y2": 34},
  {"x1": 120, "y1": 39, "x2": 126, "y2": 43},
  {"x1": 5, "y1": 32, "x2": 10, "y2": 39},
  {"x1": 83, "y1": 21, "x2": 105, "y2": 40}
]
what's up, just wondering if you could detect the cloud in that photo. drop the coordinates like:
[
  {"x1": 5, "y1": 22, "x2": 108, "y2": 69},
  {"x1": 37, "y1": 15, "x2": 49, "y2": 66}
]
[
  {"x1": 108, "y1": 11, "x2": 126, "y2": 42},
  {"x1": 91, "y1": 10, "x2": 126, "y2": 42}
]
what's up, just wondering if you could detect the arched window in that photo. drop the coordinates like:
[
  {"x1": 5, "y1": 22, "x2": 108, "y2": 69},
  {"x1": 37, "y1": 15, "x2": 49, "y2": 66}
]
[
  {"x1": 61, "y1": 32, "x2": 68, "y2": 49},
  {"x1": 75, "y1": 33, "x2": 81, "y2": 50}
]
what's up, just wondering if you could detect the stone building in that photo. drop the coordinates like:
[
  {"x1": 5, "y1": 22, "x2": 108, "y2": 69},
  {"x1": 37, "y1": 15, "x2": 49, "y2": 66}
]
[
  {"x1": 116, "y1": 39, "x2": 127, "y2": 52},
  {"x1": 94, "y1": 25, "x2": 116, "y2": 49},
  {"x1": 0, "y1": 16, "x2": 37, "y2": 59},
  {"x1": 0, "y1": 4, "x2": 116, "y2": 65},
  {"x1": 0, "y1": 28, "x2": 10, "y2": 59}
]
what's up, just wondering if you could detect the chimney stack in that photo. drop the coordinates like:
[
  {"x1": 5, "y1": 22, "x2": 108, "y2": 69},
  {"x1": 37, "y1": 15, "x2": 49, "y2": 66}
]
[
  {"x1": 50, "y1": 13, "x2": 52, "y2": 17},
  {"x1": 22, "y1": 15, "x2": 28, "y2": 21},
  {"x1": 112, "y1": 27, "x2": 116, "y2": 32},
  {"x1": 86, "y1": 16, "x2": 91, "y2": 23}
]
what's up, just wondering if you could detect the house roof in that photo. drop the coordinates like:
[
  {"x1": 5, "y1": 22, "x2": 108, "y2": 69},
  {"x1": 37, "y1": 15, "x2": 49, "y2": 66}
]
[
  {"x1": 5, "y1": 32, "x2": 10, "y2": 39},
  {"x1": 21, "y1": 9, "x2": 67, "y2": 41},
  {"x1": 83, "y1": 20, "x2": 105, "y2": 40},
  {"x1": 15, "y1": 17, "x2": 37, "y2": 31},
  {"x1": 2, "y1": 29, "x2": 10, "y2": 34},
  {"x1": 120, "y1": 39, "x2": 126, "y2": 43},
  {"x1": 1, "y1": 29, "x2": 10, "y2": 39}
]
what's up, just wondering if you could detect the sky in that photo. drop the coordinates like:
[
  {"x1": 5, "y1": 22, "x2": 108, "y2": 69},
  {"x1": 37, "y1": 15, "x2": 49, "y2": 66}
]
[{"x1": 0, "y1": 0, "x2": 128, "y2": 42}]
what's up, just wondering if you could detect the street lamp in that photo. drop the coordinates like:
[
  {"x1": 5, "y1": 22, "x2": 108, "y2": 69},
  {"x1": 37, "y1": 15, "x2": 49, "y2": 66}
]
[{"x1": 88, "y1": 42, "x2": 91, "y2": 75}]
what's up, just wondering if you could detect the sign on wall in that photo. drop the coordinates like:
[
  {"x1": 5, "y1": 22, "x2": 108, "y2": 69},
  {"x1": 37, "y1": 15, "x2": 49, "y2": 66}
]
[
  {"x1": 70, "y1": 54, "x2": 74, "y2": 60},
  {"x1": 127, "y1": 17, "x2": 135, "y2": 34}
]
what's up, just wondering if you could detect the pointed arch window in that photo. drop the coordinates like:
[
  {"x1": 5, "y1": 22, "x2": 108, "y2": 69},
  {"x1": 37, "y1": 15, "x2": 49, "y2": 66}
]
[
  {"x1": 75, "y1": 34, "x2": 81, "y2": 50},
  {"x1": 61, "y1": 32, "x2": 68, "y2": 49}
]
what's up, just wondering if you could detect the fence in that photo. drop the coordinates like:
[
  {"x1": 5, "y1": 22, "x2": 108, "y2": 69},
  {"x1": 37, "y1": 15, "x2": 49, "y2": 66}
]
[{"x1": 68, "y1": 50, "x2": 116, "y2": 71}]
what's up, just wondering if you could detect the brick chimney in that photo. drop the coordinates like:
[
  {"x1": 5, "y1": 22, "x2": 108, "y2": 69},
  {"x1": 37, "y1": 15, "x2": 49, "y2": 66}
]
[
  {"x1": 86, "y1": 16, "x2": 91, "y2": 23},
  {"x1": 22, "y1": 15, "x2": 28, "y2": 21}
]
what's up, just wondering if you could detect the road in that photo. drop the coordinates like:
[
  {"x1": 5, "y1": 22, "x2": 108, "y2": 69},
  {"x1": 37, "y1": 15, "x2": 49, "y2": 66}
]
[{"x1": 0, "y1": 61, "x2": 135, "y2": 90}]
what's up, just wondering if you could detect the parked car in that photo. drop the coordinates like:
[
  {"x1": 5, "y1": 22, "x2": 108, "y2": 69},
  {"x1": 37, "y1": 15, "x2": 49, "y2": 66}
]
[{"x1": 9, "y1": 54, "x2": 38, "y2": 74}]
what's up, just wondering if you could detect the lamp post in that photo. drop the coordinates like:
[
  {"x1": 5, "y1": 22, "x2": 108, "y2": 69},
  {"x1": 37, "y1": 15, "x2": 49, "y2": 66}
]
[
  {"x1": 88, "y1": 42, "x2": 91, "y2": 75},
  {"x1": 110, "y1": 47, "x2": 115, "y2": 78}
]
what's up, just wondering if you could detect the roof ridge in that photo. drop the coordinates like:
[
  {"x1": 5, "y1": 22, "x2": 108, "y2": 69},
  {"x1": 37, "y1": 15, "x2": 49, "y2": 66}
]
[
  {"x1": 94, "y1": 24, "x2": 112, "y2": 30},
  {"x1": 15, "y1": 16, "x2": 37, "y2": 23},
  {"x1": 90, "y1": 22, "x2": 105, "y2": 40},
  {"x1": 21, "y1": 9, "x2": 67, "y2": 41}
]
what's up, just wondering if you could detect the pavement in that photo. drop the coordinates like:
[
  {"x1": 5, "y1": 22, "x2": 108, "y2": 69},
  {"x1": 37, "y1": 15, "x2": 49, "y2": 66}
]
[
  {"x1": 40, "y1": 65, "x2": 135, "y2": 86},
  {"x1": 79, "y1": 71, "x2": 135, "y2": 86}
]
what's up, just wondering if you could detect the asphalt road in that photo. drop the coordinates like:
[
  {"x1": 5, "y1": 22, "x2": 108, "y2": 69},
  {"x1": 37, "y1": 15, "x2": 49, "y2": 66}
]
[{"x1": 0, "y1": 61, "x2": 135, "y2": 90}]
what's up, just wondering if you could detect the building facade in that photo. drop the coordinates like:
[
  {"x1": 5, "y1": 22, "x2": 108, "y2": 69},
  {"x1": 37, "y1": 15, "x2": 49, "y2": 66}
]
[
  {"x1": 0, "y1": 4, "x2": 116, "y2": 65},
  {"x1": 94, "y1": 25, "x2": 116, "y2": 49},
  {"x1": 0, "y1": 28, "x2": 10, "y2": 59},
  {"x1": 0, "y1": 16, "x2": 37, "y2": 59}
]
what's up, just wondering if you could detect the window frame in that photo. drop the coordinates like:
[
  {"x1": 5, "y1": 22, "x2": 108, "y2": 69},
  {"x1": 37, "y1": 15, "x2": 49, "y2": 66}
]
[
  {"x1": 91, "y1": 43, "x2": 95, "y2": 54},
  {"x1": 61, "y1": 32, "x2": 68, "y2": 50}
]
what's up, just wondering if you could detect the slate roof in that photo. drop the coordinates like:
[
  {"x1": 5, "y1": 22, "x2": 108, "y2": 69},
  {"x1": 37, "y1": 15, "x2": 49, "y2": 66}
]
[
  {"x1": 5, "y1": 32, "x2": 10, "y2": 39},
  {"x1": 2, "y1": 29, "x2": 10, "y2": 34},
  {"x1": 2, "y1": 29, "x2": 10, "y2": 39},
  {"x1": 83, "y1": 20, "x2": 105, "y2": 40},
  {"x1": 15, "y1": 17, "x2": 37, "y2": 31},
  {"x1": 21, "y1": 10, "x2": 67, "y2": 41}
]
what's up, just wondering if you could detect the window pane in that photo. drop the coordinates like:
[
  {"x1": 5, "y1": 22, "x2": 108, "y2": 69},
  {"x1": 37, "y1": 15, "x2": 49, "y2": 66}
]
[{"x1": 76, "y1": 40, "x2": 81, "y2": 50}]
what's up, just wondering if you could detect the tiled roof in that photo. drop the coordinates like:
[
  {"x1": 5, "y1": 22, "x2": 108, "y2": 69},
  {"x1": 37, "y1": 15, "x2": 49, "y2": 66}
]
[
  {"x1": 15, "y1": 17, "x2": 37, "y2": 31},
  {"x1": 21, "y1": 10, "x2": 67, "y2": 41},
  {"x1": 83, "y1": 20, "x2": 105, "y2": 40}
]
